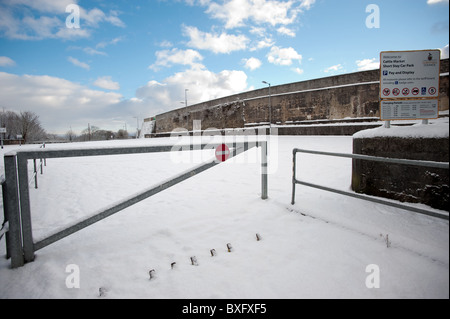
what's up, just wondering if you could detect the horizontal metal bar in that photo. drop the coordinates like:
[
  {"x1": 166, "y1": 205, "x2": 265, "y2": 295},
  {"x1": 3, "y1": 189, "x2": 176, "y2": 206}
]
[
  {"x1": 0, "y1": 221, "x2": 9, "y2": 237},
  {"x1": 293, "y1": 148, "x2": 449, "y2": 169},
  {"x1": 34, "y1": 143, "x2": 257, "y2": 251},
  {"x1": 294, "y1": 179, "x2": 449, "y2": 220},
  {"x1": 10, "y1": 142, "x2": 257, "y2": 160},
  {"x1": 28, "y1": 171, "x2": 37, "y2": 186},
  {"x1": 34, "y1": 160, "x2": 217, "y2": 251}
]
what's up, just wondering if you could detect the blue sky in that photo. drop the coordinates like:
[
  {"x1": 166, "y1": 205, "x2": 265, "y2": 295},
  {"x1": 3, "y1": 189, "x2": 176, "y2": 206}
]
[{"x1": 0, "y1": 0, "x2": 448, "y2": 134}]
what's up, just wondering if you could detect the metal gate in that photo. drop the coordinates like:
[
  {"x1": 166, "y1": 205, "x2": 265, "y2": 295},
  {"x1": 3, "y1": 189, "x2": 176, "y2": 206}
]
[{"x1": 2, "y1": 141, "x2": 268, "y2": 268}]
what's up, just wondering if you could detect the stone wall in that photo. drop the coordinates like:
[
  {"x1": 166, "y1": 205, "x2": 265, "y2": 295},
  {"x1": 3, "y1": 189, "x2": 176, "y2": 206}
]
[
  {"x1": 352, "y1": 136, "x2": 449, "y2": 211},
  {"x1": 153, "y1": 59, "x2": 449, "y2": 134}
]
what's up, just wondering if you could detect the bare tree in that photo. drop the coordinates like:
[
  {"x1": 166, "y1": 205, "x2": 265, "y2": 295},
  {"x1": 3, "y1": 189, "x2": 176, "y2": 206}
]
[
  {"x1": 0, "y1": 110, "x2": 46, "y2": 142},
  {"x1": 1, "y1": 111, "x2": 20, "y2": 139},
  {"x1": 116, "y1": 129, "x2": 129, "y2": 139},
  {"x1": 19, "y1": 111, "x2": 46, "y2": 143},
  {"x1": 66, "y1": 128, "x2": 77, "y2": 142}
]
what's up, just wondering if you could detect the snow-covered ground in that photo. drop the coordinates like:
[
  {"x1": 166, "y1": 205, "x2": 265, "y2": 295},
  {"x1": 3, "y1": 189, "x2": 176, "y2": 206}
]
[{"x1": 0, "y1": 128, "x2": 448, "y2": 299}]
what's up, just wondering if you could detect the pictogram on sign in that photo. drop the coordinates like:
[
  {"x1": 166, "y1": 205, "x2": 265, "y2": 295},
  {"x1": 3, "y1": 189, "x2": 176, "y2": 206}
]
[
  {"x1": 392, "y1": 88, "x2": 400, "y2": 96},
  {"x1": 402, "y1": 88, "x2": 410, "y2": 96},
  {"x1": 383, "y1": 88, "x2": 390, "y2": 96}
]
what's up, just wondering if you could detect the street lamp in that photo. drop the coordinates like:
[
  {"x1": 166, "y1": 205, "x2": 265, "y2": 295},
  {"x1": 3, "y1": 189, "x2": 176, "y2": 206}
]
[
  {"x1": 184, "y1": 89, "x2": 189, "y2": 130},
  {"x1": 262, "y1": 81, "x2": 271, "y2": 135},
  {"x1": 133, "y1": 116, "x2": 139, "y2": 139}
]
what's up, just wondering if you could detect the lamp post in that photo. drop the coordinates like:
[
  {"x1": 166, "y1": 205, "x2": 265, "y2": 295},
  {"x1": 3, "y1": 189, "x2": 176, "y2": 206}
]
[
  {"x1": 262, "y1": 81, "x2": 271, "y2": 135},
  {"x1": 184, "y1": 89, "x2": 189, "y2": 130},
  {"x1": 133, "y1": 116, "x2": 139, "y2": 139},
  {"x1": 185, "y1": 89, "x2": 189, "y2": 108}
]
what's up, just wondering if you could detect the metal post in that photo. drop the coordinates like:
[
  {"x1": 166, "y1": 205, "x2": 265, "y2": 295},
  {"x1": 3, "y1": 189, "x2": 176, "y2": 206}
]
[
  {"x1": 385, "y1": 120, "x2": 391, "y2": 128},
  {"x1": 3, "y1": 154, "x2": 24, "y2": 268},
  {"x1": 17, "y1": 156, "x2": 34, "y2": 263},
  {"x1": 33, "y1": 159, "x2": 38, "y2": 189},
  {"x1": 1, "y1": 178, "x2": 9, "y2": 259},
  {"x1": 291, "y1": 150, "x2": 297, "y2": 205},
  {"x1": 262, "y1": 81, "x2": 272, "y2": 135},
  {"x1": 261, "y1": 141, "x2": 268, "y2": 200}
]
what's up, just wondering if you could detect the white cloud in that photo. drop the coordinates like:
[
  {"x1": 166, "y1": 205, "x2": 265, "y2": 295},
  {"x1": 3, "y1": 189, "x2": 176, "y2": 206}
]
[
  {"x1": 183, "y1": 26, "x2": 249, "y2": 54},
  {"x1": 293, "y1": 67, "x2": 304, "y2": 75},
  {"x1": 324, "y1": 64, "x2": 344, "y2": 73},
  {"x1": 205, "y1": 0, "x2": 315, "y2": 29},
  {"x1": 299, "y1": 0, "x2": 316, "y2": 10},
  {"x1": 0, "y1": 1, "x2": 124, "y2": 40},
  {"x1": 150, "y1": 48, "x2": 204, "y2": 70},
  {"x1": 136, "y1": 67, "x2": 249, "y2": 115},
  {"x1": 83, "y1": 47, "x2": 107, "y2": 56},
  {"x1": 427, "y1": 0, "x2": 449, "y2": 4},
  {"x1": 249, "y1": 26, "x2": 266, "y2": 36},
  {"x1": 96, "y1": 37, "x2": 124, "y2": 49},
  {"x1": 440, "y1": 44, "x2": 449, "y2": 59},
  {"x1": 243, "y1": 57, "x2": 262, "y2": 70},
  {"x1": 0, "y1": 56, "x2": 16, "y2": 67},
  {"x1": 267, "y1": 46, "x2": 302, "y2": 66},
  {"x1": 94, "y1": 76, "x2": 120, "y2": 90},
  {"x1": 67, "y1": 56, "x2": 90, "y2": 70},
  {"x1": 0, "y1": 71, "x2": 124, "y2": 133},
  {"x1": 277, "y1": 26, "x2": 295, "y2": 37},
  {"x1": 1, "y1": 0, "x2": 76, "y2": 13},
  {"x1": 81, "y1": 8, "x2": 125, "y2": 28},
  {"x1": 250, "y1": 37, "x2": 275, "y2": 51},
  {"x1": 356, "y1": 58, "x2": 380, "y2": 71},
  {"x1": 158, "y1": 40, "x2": 174, "y2": 48}
]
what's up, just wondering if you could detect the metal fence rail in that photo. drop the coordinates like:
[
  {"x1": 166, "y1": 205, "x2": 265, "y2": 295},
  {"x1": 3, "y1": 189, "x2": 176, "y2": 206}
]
[
  {"x1": 2, "y1": 141, "x2": 268, "y2": 268},
  {"x1": 291, "y1": 148, "x2": 449, "y2": 221}
]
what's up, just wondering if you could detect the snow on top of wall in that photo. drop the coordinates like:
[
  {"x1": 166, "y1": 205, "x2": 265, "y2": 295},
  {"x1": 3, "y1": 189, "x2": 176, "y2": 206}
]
[
  {"x1": 353, "y1": 118, "x2": 449, "y2": 139},
  {"x1": 139, "y1": 120, "x2": 155, "y2": 138}
]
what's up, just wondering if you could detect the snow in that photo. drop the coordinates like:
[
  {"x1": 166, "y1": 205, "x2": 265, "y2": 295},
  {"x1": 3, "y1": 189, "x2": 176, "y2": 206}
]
[
  {"x1": 353, "y1": 117, "x2": 449, "y2": 139},
  {"x1": 0, "y1": 134, "x2": 448, "y2": 299},
  {"x1": 139, "y1": 121, "x2": 155, "y2": 138}
]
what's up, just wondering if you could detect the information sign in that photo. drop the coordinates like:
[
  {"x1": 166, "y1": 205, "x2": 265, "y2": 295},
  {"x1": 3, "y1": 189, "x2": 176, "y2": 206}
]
[
  {"x1": 380, "y1": 50, "x2": 440, "y2": 99},
  {"x1": 380, "y1": 50, "x2": 441, "y2": 121},
  {"x1": 381, "y1": 99, "x2": 439, "y2": 121}
]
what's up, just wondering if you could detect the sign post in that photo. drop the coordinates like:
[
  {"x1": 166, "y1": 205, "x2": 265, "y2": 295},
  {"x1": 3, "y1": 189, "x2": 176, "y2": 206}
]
[
  {"x1": 380, "y1": 50, "x2": 440, "y2": 123},
  {"x1": 17, "y1": 134, "x2": 23, "y2": 146},
  {"x1": 0, "y1": 127, "x2": 6, "y2": 149}
]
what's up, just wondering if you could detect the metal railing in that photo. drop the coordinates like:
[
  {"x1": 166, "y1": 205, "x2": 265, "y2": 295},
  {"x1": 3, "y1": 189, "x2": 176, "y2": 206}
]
[
  {"x1": 291, "y1": 148, "x2": 449, "y2": 220},
  {"x1": 1, "y1": 143, "x2": 47, "y2": 245},
  {"x1": 28, "y1": 143, "x2": 47, "y2": 189},
  {"x1": 2, "y1": 141, "x2": 268, "y2": 268}
]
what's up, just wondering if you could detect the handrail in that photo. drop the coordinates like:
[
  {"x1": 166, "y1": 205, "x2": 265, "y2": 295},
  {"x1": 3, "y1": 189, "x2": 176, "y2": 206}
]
[{"x1": 291, "y1": 148, "x2": 449, "y2": 220}]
